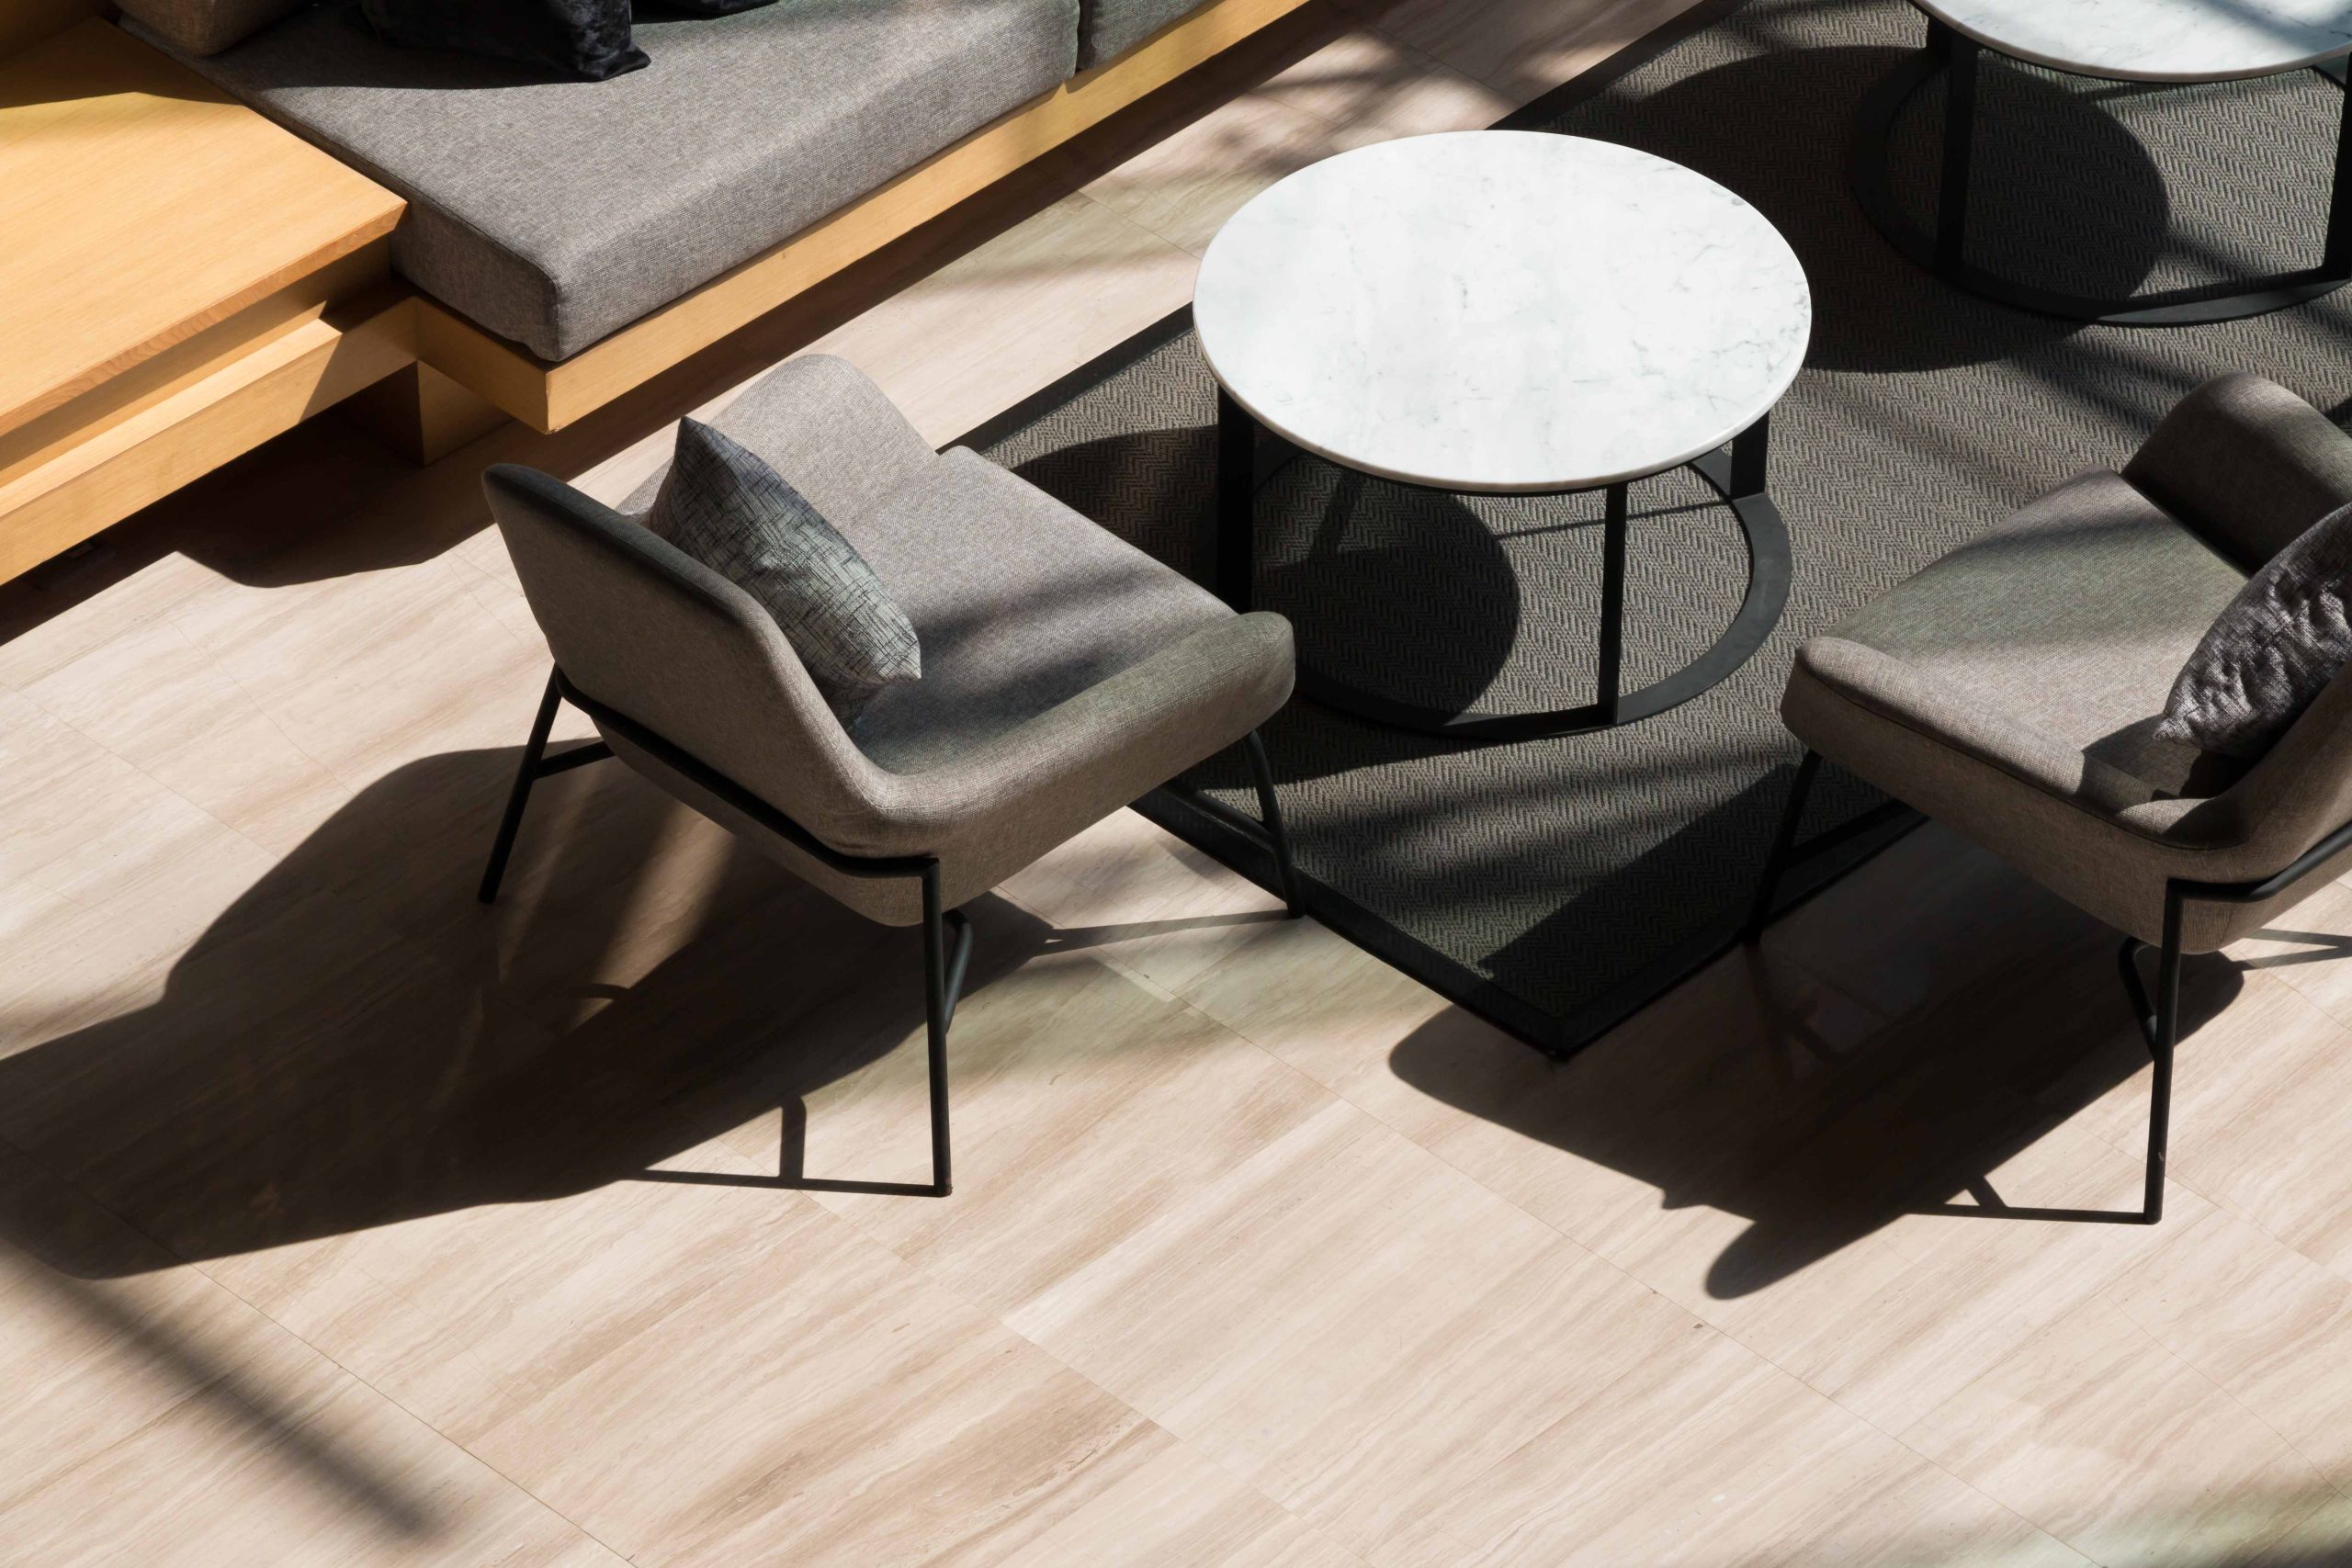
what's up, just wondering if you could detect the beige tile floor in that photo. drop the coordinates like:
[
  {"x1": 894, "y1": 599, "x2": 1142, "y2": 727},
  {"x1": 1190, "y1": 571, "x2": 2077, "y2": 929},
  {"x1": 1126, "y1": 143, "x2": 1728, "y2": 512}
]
[{"x1": 7, "y1": 2, "x2": 2352, "y2": 1562}]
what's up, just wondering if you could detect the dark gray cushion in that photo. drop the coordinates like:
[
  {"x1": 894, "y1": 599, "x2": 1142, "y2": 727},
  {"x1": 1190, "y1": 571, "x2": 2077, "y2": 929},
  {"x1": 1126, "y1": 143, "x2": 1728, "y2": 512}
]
[
  {"x1": 145, "y1": 0, "x2": 1080, "y2": 360},
  {"x1": 1076, "y1": 0, "x2": 1211, "y2": 67},
  {"x1": 646, "y1": 419, "x2": 920, "y2": 726},
  {"x1": 2156, "y1": 500, "x2": 2352, "y2": 760}
]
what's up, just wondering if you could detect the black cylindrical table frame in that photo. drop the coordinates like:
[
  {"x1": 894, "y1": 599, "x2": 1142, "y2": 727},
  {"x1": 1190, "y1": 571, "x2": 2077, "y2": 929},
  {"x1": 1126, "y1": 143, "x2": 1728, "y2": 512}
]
[
  {"x1": 1853, "y1": 15, "x2": 2352, "y2": 326},
  {"x1": 1212, "y1": 389, "x2": 1792, "y2": 743}
]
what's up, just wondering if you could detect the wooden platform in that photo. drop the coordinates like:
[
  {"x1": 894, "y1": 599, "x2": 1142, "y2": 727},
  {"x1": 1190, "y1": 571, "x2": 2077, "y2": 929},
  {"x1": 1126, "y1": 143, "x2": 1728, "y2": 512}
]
[{"x1": 0, "y1": 19, "x2": 408, "y2": 581}]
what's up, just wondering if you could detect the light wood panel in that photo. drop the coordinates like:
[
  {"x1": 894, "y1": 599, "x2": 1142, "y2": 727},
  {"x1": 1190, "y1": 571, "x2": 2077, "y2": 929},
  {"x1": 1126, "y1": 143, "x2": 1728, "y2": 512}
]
[
  {"x1": 0, "y1": 299, "x2": 413, "y2": 583},
  {"x1": 415, "y1": 0, "x2": 1325, "y2": 431},
  {"x1": 0, "y1": 21, "x2": 403, "y2": 439}
]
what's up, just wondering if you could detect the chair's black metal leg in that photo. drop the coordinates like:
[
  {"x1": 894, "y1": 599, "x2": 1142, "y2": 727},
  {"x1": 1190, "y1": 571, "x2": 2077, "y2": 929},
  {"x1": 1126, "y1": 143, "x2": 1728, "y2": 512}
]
[
  {"x1": 1242, "y1": 729, "x2": 1302, "y2": 917},
  {"x1": 479, "y1": 669, "x2": 563, "y2": 904},
  {"x1": 2146, "y1": 895, "x2": 2182, "y2": 1223},
  {"x1": 920, "y1": 867, "x2": 970, "y2": 1199},
  {"x1": 2116, "y1": 893, "x2": 2186, "y2": 1224},
  {"x1": 1936, "y1": 23, "x2": 1979, "y2": 272},
  {"x1": 1743, "y1": 750, "x2": 1821, "y2": 944}
]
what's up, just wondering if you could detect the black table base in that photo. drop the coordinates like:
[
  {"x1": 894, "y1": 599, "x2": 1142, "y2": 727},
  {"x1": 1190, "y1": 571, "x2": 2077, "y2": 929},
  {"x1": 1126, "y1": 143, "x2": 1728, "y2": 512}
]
[
  {"x1": 1853, "y1": 17, "x2": 2352, "y2": 326},
  {"x1": 1213, "y1": 390, "x2": 1792, "y2": 743}
]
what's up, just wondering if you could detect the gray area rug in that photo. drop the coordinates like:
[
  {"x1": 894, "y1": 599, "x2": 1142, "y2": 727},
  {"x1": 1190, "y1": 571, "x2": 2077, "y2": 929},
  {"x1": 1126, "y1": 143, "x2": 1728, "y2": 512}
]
[{"x1": 963, "y1": 0, "x2": 2352, "y2": 1053}]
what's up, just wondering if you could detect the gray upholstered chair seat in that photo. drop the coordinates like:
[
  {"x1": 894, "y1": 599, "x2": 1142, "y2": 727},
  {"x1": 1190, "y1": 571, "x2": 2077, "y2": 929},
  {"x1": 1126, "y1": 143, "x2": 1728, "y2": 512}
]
[
  {"x1": 503, "y1": 353, "x2": 1294, "y2": 925},
  {"x1": 621, "y1": 362, "x2": 1241, "y2": 778},
  {"x1": 1788, "y1": 471, "x2": 2246, "y2": 825},
  {"x1": 1781, "y1": 375, "x2": 2352, "y2": 955}
]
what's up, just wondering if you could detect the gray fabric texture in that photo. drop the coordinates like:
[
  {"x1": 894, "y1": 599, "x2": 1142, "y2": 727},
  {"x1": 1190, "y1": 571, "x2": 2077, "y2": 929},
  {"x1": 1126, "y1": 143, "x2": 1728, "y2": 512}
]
[
  {"x1": 1783, "y1": 378, "x2": 2352, "y2": 950},
  {"x1": 153, "y1": 0, "x2": 1081, "y2": 360},
  {"x1": 2124, "y1": 370, "x2": 2352, "y2": 570},
  {"x1": 645, "y1": 419, "x2": 920, "y2": 726},
  {"x1": 484, "y1": 355, "x2": 1293, "y2": 925},
  {"x1": 1075, "y1": 0, "x2": 1210, "y2": 68},
  {"x1": 114, "y1": 0, "x2": 307, "y2": 54},
  {"x1": 2156, "y1": 500, "x2": 2352, "y2": 760}
]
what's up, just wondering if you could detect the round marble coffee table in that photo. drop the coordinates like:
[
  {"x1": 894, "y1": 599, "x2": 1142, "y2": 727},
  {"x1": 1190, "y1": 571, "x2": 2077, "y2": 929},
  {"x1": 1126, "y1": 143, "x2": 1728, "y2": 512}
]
[
  {"x1": 1193, "y1": 130, "x2": 1811, "y2": 740},
  {"x1": 1854, "y1": 0, "x2": 2352, "y2": 324}
]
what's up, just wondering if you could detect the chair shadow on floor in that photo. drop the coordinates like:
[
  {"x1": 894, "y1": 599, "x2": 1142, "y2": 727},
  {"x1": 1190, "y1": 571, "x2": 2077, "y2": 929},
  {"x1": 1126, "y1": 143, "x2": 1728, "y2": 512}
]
[
  {"x1": 1389, "y1": 818, "x2": 2252, "y2": 1300},
  {"x1": 0, "y1": 746, "x2": 1101, "y2": 1278}
]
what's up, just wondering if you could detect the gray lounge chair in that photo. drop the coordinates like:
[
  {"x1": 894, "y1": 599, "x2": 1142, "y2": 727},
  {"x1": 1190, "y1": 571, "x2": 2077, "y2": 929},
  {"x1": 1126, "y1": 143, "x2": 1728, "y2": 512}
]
[
  {"x1": 477, "y1": 355, "x2": 1298, "y2": 1196},
  {"x1": 1748, "y1": 371, "x2": 2352, "y2": 1224}
]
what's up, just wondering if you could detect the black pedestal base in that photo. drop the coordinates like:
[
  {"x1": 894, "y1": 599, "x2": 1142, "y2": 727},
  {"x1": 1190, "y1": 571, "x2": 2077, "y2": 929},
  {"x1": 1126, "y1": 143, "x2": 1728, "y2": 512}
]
[
  {"x1": 1215, "y1": 394, "x2": 1792, "y2": 743},
  {"x1": 1852, "y1": 20, "x2": 2352, "y2": 327}
]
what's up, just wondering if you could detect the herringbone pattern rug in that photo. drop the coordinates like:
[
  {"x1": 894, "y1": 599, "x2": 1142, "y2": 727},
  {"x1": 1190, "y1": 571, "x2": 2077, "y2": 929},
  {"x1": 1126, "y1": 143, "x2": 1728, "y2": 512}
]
[{"x1": 967, "y1": 0, "x2": 2352, "y2": 1052}]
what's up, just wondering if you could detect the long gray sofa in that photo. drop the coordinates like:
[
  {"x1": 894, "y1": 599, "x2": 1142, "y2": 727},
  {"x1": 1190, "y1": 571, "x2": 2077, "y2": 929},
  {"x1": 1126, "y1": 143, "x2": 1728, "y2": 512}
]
[{"x1": 122, "y1": 0, "x2": 1220, "y2": 363}]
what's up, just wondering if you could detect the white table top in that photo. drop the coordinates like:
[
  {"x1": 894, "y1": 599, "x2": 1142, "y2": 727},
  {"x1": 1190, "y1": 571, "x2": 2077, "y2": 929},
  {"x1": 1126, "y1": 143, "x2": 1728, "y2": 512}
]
[
  {"x1": 1919, "y1": 0, "x2": 2352, "y2": 81},
  {"x1": 1192, "y1": 132, "x2": 1811, "y2": 494}
]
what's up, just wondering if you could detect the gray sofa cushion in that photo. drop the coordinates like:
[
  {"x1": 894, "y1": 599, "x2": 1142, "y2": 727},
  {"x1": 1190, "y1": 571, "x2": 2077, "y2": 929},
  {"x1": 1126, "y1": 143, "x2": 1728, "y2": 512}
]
[
  {"x1": 150, "y1": 0, "x2": 1080, "y2": 361},
  {"x1": 646, "y1": 419, "x2": 921, "y2": 726},
  {"x1": 114, "y1": 0, "x2": 307, "y2": 55},
  {"x1": 2156, "y1": 499, "x2": 2352, "y2": 760},
  {"x1": 1077, "y1": 0, "x2": 1213, "y2": 67}
]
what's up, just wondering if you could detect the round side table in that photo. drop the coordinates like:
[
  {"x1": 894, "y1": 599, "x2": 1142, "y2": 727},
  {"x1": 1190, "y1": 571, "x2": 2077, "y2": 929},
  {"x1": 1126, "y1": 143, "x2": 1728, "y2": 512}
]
[
  {"x1": 1853, "y1": 0, "x2": 2352, "y2": 325},
  {"x1": 1192, "y1": 130, "x2": 1812, "y2": 742}
]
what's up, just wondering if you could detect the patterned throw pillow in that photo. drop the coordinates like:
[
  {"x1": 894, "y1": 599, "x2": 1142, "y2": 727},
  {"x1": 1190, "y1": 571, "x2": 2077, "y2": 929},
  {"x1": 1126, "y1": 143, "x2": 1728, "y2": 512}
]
[
  {"x1": 645, "y1": 419, "x2": 922, "y2": 727},
  {"x1": 2155, "y1": 499, "x2": 2352, "y2": 760}
]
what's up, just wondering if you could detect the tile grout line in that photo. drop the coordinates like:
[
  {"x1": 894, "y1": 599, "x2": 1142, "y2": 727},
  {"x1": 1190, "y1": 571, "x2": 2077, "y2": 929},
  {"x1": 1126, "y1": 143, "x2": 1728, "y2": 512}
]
[
  {"x1": 0, "y1": 1122, "x2": 642, "y2": 1562},
  {"x1": 2099, "y1": 1269, "x2": 2352, "y2": 1508},
  {"x1": 790, "y1": 911, "x2": 1385, "y2": 1566},
  {"x1": 1156, "y1": 926, "x2": 2095, "y2": 1563}
]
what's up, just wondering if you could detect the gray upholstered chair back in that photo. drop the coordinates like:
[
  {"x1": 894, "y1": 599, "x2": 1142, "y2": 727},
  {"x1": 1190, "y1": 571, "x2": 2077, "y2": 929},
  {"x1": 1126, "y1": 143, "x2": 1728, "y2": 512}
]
[
  {"x1": 482, "y1": 464, "x2": 885, "y2": 850},
  {"x1": 2173, "y1": 661, "x2": 2352, "y2": 877},
  {"x1": 2116, "y1": 374, "x2": 2352, "y2": 890}
]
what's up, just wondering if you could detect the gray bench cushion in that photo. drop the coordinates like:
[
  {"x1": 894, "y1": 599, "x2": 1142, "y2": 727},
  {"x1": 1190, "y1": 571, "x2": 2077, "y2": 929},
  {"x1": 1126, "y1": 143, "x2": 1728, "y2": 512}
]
[
  {"x1": 152, "y1": 1, "x2": 1080, "y2": 361},
  {"x1": 1078, "y1": 0, "x2": 1213, "y2": 67}
]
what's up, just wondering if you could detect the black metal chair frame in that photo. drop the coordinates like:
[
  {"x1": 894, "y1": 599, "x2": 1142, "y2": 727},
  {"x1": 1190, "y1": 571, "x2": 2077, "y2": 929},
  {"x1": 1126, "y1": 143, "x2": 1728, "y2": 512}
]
[
  {"x1": 1745, "y1": 749, "x2": 2352, "y2": 1224},
  {"x1": 477, "y1": 667, "x2": 1302, "y2": 1199}
]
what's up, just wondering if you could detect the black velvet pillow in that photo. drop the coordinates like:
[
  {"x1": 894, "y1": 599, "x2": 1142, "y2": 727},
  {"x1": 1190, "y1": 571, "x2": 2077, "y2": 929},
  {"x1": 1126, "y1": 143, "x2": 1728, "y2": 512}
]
[{"x1": 355, "y1": 0, "x2": 648, "y2": 81}]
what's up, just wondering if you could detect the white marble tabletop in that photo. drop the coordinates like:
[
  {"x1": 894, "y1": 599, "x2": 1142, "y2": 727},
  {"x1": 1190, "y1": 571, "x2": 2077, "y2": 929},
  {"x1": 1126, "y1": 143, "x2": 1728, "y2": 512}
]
[
  {"x1": 1192, "y1": 131, "x2": 1811, "y2": 494},
  {"x1": 1918, "y1": 0, "x2": 2352, "y2": 81}
]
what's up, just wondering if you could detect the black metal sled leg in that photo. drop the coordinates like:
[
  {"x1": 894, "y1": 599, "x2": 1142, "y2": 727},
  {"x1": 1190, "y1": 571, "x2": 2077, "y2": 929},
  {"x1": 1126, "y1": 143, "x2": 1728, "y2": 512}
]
[
  {"x1": 922, "y1": 867, "x2": 974, "y2": 1198},
  {"x1": 479, "y1": 667, "x2": 614, "y2": 903},
  {"x1": 2116, "y1": 897, "x2": 2184, "y2": 1224},
  {"x1": 1242, "y1": 729, "x2": 1303, "y2": 918},
  {"x1": 480, "y1": 671, "x2": 563, "y2": 904},
  {"x1": 1744, "y1": 750, "x2": 1822, "y2": 943}
]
